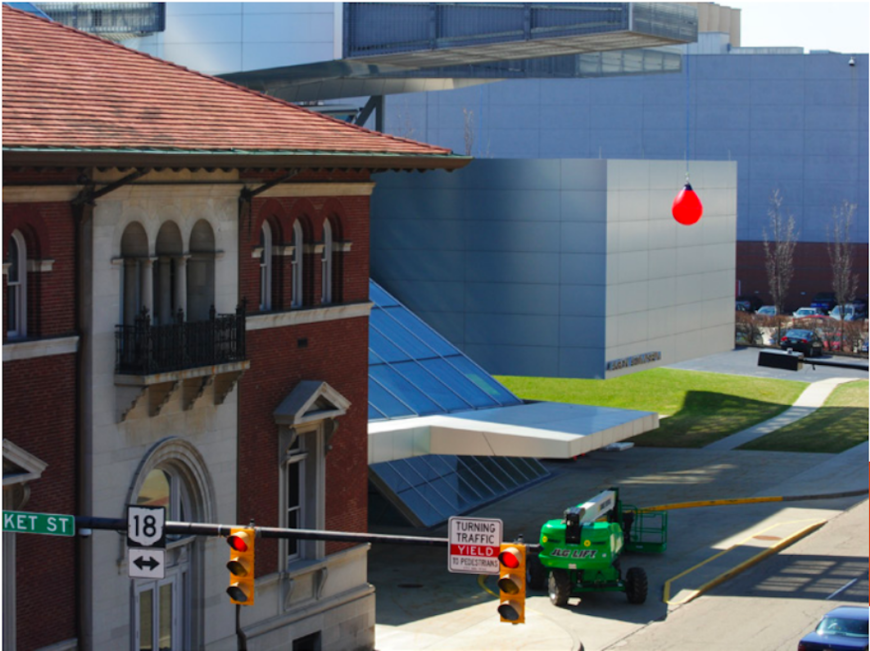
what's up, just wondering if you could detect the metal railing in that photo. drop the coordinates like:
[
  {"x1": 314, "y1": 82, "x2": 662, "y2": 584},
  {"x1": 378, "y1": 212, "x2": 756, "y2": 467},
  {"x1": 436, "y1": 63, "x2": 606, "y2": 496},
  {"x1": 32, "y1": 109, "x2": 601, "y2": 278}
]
[
  {"x1": 34, "y1": 3, "x2": 165, "y2": 39},
  {"x1": 115, "y1": 303, "x2": 246, "y2": 375}
]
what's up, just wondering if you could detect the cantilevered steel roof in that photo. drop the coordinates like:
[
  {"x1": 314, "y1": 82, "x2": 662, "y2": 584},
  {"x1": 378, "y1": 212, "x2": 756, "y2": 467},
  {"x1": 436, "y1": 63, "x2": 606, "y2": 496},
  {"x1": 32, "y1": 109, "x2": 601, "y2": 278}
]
[
  {"x1": 1, "y1": 5, "x2": 468, "y2": 170},
  {"x1": 221, "y1": 3, "x2": 695, "y2": 103}
]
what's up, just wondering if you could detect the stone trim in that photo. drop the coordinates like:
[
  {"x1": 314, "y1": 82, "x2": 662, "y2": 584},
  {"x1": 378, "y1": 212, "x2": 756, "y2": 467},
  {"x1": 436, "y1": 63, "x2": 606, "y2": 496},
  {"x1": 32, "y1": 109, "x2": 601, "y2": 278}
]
[
  {"x1": 3, "y1": 186, "x2": 83, "y2": 203},
  {"x1": 257, "y1": 182, "x2": 375, "y2": 198},
  {"x1": 26, "y1": 259, "x2": 55, "y2": 273},
  {"x1": 2, "y1": 335, "x2": 79, "y2": 362},
  {"x1": 247, "y1": 302, "x2": 372, "y2": 331}
]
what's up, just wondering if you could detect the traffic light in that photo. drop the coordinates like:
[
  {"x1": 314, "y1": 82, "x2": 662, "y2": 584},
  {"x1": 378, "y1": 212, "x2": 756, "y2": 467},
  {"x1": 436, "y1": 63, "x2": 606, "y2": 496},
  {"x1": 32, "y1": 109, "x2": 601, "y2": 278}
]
[
  {"x1": 497, "y1": 543, "x2": 526, "y2": 624},
  {"x1": 226, "y1": 527, "x2": 255, "y2": 605}
]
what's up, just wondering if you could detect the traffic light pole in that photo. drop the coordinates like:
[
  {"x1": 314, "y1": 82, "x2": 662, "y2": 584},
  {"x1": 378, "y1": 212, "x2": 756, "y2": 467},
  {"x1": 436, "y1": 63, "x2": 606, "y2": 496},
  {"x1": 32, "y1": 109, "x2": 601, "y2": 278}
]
[{"x1": 74, "y1": 516, "x2": 539, "y2": 550}]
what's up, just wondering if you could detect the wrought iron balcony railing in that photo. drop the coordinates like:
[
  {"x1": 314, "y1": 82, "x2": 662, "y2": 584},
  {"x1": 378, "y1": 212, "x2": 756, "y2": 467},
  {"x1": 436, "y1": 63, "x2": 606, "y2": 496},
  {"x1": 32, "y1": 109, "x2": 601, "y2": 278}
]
[{"x1": 115, "y1": 304, "x2": 246, "y2": 375}]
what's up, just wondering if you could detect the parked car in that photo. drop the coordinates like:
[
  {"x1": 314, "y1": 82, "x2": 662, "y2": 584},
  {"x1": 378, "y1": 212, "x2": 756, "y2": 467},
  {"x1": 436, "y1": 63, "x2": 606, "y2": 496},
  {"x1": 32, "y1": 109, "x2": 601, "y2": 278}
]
[
  {"x1": 757, "y1": 305, "x2": 778, "y2": 317},
  {"x1": 780, "y1": 329, "x2": 824, "y2": 357},
  {"x1": 797, "y1": 605, "x2": 868, "y2": 651},
  {"x1": 810, "y1": 291, "x2": 838, "y2": 314},
  {"x1": 736, "y1": 295, "x2": 763, "y2": 312},
  {"x1": 793, "y1": 307, "x2": 826, "y2": 319},
  {"x1": 830, "y1": 302, "x2": 868, "y2": 321}
]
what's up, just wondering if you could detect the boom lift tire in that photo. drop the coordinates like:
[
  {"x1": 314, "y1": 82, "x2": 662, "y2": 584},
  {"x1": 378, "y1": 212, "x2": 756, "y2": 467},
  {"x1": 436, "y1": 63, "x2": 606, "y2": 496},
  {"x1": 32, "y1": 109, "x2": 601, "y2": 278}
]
[
  {"x1": 548, "y1": 569, "x2": 572, "y2": 607},
  {"x1": 625, "y1": 567, "x2": 648, "y2": 604},
  {"x1": 527, "y1": 553, "x2": 548, "y2": 591}
]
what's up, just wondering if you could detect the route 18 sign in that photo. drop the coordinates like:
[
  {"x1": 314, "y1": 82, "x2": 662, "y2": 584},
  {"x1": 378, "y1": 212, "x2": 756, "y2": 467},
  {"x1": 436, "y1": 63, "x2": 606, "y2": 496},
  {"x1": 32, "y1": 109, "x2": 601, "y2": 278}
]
[{"x1": 447, "y1": 516, "x2": 503, "y2": 575}]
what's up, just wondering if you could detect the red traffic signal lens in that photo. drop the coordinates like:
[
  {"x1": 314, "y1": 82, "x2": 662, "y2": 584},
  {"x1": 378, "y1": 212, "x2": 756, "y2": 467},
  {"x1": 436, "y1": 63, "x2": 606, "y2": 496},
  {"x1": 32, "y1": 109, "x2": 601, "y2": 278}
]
[
  {"x1": 227, "y1": 534, "x2": 249, "y2": 552},
  {"x1": 499, "y1": 549, "x2": 521, "y2": 569}
]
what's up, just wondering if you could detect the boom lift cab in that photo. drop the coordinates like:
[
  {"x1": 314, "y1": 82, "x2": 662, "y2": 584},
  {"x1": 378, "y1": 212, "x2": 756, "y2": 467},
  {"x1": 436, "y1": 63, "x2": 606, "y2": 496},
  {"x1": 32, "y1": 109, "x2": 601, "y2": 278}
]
[{"x1": 528, "y1": 488, "x2": 666, "y2": 606}]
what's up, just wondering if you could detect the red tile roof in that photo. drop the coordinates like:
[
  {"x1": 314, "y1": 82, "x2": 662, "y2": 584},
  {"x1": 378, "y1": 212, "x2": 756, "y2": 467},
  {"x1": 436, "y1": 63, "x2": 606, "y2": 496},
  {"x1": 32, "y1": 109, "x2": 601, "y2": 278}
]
[{"x1": 2, "y1": 5, "x2": 457, "y2": 161}]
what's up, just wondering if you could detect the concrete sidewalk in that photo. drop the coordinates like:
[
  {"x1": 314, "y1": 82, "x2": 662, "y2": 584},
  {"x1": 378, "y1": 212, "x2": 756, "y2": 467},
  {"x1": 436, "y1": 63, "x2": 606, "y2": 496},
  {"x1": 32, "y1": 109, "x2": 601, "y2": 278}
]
[
  {"x1": 703, "y1": 377, "x2": 859, "y2": 451},
  {"x1": 370, "y1": 444, "x2": 868, "y2": 651}
]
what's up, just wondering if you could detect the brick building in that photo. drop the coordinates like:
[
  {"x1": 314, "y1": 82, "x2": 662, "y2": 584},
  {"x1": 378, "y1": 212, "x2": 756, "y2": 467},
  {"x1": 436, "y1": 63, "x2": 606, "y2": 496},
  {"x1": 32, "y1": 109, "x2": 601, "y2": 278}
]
[{"x1": 2, "y1": 6, "x2": 466, "y2": 650}]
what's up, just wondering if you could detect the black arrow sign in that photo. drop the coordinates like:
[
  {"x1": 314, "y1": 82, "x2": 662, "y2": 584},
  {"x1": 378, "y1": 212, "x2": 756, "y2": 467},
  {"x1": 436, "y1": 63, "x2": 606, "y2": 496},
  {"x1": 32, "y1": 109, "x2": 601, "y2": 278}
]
[{"x1": 134, "y1": 555, "x2": 160, "y2": 572}]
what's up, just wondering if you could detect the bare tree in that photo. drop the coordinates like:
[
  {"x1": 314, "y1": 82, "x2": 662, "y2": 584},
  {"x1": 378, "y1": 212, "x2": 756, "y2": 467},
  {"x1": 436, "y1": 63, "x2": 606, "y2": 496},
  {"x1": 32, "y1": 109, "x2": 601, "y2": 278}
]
[
  {"x1": 762, "y1": 189, "x2": 798, "y2": 332},
  {"x1": 827, "y1": 200, "x2": 859, "y2": 343},
  {"x1": 462, "y1": 107, "x2": 475, "y2": 156}
]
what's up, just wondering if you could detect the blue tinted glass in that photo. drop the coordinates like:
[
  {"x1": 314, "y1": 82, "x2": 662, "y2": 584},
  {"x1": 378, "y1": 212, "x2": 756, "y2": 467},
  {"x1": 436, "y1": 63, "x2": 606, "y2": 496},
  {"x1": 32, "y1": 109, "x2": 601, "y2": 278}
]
[
  {"x1": 370, "y1": 366, "x2": 441, "y2": 416},
  {"x1": 391, "y1": 361, "x2": 471, "y2": 412},
  {"x1": 478, "y1": 456, "x2": 520, "y2": 489},
  {"x1": 368, "y1": 378, "x2": 414, "y2": 419},
  {"x1": 448, "y1": 357, "x2": 522, "y2": 405},
  {"x1": 371, "y1": 309, "x2": 437, "y2": 359},
  {"x1": 382, "y1": 306, "x2": 457, "y2": 357},
  {"x1": 370, "y1": 281, "x2": 399, "y2": 307},
  {"x1": 370, "y1": 327, "x2": 408, "y2": 364},
  {"x1": 420, "y1": 358, "x2": 498, "y2": 409},
  {"x1": 404, "y1": 456, "x2": 444, "y2": 483},
  {"x1": 373, "y1": 461, "x2": 413, "y2": 493},
  {"x1": 368, "y1": 404, "x2": 387, "y2": 421},
  {"x1": 397, "y1": 489, "x2": 445, "y2": 528}
]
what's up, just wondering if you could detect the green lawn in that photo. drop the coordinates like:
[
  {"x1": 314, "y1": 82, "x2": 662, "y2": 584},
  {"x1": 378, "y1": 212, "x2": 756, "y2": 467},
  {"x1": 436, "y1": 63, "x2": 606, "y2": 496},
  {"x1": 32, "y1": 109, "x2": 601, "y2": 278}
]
[
  {"x1": 739, "y1": 380, "x2": 869, "y2": 453},
  {"x1": 497, "y1": 368, "x2": 808, "y2": 448}
]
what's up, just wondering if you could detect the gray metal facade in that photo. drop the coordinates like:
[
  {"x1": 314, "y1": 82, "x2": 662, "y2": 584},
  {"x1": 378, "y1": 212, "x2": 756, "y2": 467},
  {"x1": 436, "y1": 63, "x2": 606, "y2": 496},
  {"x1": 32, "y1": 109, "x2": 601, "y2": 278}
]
[{"x1": 383, "y1": 53, "x2": 868, "y2": 246}]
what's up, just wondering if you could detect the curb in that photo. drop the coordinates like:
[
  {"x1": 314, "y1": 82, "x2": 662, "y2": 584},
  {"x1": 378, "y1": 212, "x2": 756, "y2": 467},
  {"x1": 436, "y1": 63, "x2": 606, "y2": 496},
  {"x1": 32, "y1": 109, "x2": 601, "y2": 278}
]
[{"x1": 663, "y1": 519, "x2": 827, "y2": 606}]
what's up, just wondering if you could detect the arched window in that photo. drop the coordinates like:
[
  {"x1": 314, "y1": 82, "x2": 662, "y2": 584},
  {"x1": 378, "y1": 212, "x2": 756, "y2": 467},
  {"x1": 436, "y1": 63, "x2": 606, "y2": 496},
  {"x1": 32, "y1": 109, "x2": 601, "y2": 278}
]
[
  {"x1": 154, "y1": 222, "x2": 184, "y2": 325},
  {"x1": 291, "y1": 220, "x2": 303, "y2": 309},
  {"x1": 260, "y1": 222, "x2": 272, "y2": 312},
  {"x1": 6, "y1": 231, "x2": 27, "y2": 338},
  {"x1": 321, "y1": 221, "x2": 333, "y2": 305},
  {"x1": 187, "y1": 220, "x2": 216, "y2": 322},
  {"x1": 120, "y1": 222, "x2": 150, "y2": 325}
]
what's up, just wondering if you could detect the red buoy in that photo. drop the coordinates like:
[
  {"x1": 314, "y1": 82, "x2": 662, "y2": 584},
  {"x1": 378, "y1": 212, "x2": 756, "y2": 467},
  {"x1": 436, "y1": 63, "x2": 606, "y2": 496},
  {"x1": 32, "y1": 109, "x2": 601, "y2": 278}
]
[{"x1": 672, "y1": 182, "x2": 703, "y2": 226}]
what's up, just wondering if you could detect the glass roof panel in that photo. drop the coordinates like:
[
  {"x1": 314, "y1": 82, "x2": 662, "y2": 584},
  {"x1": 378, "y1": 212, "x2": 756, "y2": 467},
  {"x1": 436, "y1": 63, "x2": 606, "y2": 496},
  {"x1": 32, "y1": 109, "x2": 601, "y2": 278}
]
[
  {"x1": 390, "y1": 360, "x2": 472, "y2": 412},
  {"x1": 370, "y1": 365, "x2": 441, "y2": 416}
]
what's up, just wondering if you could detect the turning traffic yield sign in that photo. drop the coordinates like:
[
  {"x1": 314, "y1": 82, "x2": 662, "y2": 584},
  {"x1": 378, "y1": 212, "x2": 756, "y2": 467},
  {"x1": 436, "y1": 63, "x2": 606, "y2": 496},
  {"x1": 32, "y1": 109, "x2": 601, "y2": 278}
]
[{"x1": 448, "y1": 516, "x2": 503, "y2": 575}]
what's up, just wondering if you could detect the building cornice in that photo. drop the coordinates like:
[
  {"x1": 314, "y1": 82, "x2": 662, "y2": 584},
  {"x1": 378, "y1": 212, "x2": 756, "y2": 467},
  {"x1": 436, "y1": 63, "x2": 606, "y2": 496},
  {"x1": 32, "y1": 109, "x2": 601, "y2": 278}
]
[
  {"x1": 3, "y1": 335, "x2": 79, "y2": 362},
  {"x1": 246, "y1": 302, "x2": 372, "y2": 331}
]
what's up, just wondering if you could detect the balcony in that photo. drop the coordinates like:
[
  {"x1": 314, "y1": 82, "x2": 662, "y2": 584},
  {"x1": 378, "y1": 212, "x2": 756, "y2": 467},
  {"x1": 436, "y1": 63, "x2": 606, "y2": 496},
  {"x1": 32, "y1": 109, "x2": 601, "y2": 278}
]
[
  {"x1": 114, "y1": 304, "x2": 249, "y2": 421},
  {"x1": 34, "y1": 2, "x2": 165, "y2": 42}
]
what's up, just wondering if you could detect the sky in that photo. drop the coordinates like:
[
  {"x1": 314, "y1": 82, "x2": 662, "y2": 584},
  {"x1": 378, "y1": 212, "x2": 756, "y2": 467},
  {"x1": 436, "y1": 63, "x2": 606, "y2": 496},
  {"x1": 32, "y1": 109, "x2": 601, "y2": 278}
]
[{"x1": 726, "y1": 1, "x2": 869, "y2": 54}]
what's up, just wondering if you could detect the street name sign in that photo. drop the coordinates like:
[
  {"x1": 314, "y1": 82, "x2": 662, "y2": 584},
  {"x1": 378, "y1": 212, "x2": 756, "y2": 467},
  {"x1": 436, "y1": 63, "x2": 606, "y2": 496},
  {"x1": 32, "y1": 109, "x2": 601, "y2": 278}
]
[
  {"x1": 3, "y1": 511, "x2": 75, "y2": 537},
  {"x1": 127, "y1": 504, "x2": 166, "y2": 548},
  {"x1": 448, "y1": 516, "x2": 503, "y2": 575},
  {"x1": 128, "y1": 548, "x2": 166, "y2": 580}
]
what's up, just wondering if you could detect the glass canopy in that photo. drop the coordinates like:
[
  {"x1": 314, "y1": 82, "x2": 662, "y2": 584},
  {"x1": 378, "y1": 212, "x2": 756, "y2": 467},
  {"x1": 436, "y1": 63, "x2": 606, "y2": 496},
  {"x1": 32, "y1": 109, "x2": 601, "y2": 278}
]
[{"x1": 368, "y1": 280, "x2": 549, "y2": 528}]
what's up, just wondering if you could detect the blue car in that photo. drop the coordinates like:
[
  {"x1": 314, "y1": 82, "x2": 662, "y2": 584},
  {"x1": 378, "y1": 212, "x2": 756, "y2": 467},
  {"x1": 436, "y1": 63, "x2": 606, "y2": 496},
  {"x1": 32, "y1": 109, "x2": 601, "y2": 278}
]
[{"x1": 798, "y1": 605, "x2": 869, "y2": 651}]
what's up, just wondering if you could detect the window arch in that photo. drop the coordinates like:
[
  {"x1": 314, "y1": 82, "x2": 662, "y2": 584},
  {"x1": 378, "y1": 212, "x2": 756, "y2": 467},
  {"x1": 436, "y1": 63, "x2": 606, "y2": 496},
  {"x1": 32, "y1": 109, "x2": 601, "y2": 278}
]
[
  {"x1": 154, "y1": 221, "x2": 184, "y2": 325},
  {"x1": 260, "y1": 222, "x2": 273, "y2": 312},
  {"x1": 321, "y1": 220, "x2": 333, "y2": 305},
  {"x1": 6, "y1": 230, "x2": 27, "y2": 338},
  {"x1": 291, "y1": 220, "x2": 303, "y2": 309},
  {"x1": 120, "y1": 222, "x2": 150, "y2": 326},
  {"x1": 187, "y1": 220, "x2": 216, "y2": 322}
]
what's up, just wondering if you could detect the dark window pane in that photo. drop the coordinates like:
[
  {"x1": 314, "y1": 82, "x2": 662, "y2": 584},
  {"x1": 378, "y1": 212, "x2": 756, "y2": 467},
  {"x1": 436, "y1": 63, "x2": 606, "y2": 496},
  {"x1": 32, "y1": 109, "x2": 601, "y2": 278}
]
[
  {"x1": 370, "y1": 309, "x2": 437, "y2": 359},
  {"x1": 448, "y1": 357, "x2": 522, "y2": 405},
  {"x1": 420, "y1": 358, "x2": 498, "y2": 408},
  {"x1": 368, "y1": 378, "x2": 415, "y2": 419},
  {"x1": 370, "y1": 326, "x2": 408, "y2": 364},
  {"x1": 391, "y1": 361, "x2": 471, "y2": 412},
  {"x1": 370, "y1": 366, "x2": 441, "y2": 416},
  {"x1": 382, "y1": 306, "x2": 457, "y2": 356},
  {"x1": 286, "y1": 463, "x2": 300, "y2": 508}
]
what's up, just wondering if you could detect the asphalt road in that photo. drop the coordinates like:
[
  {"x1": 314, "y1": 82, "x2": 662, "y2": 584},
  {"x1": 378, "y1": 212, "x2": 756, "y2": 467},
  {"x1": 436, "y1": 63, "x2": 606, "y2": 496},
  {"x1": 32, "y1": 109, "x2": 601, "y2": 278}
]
[{"x1": 603, "y1": 498, "x2": 869, "y2": 651}]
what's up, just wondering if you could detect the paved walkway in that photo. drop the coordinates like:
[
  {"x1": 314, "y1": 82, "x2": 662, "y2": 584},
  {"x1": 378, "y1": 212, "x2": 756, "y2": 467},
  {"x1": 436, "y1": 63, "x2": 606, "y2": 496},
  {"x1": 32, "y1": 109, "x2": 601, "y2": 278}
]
[{"x1": 703, "y1": 377, "x2": 860, "y2": 451}]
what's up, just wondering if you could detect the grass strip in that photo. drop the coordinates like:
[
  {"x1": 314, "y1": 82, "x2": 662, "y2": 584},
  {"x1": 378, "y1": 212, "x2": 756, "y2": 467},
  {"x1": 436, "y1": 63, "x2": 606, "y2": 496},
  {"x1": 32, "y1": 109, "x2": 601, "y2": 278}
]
[
  {"x1": 497, "y1": 368, "x2": 808, "y2": 448},
  {"x1": 739, "y1": 380, "x2": 869, "y2": 453}
]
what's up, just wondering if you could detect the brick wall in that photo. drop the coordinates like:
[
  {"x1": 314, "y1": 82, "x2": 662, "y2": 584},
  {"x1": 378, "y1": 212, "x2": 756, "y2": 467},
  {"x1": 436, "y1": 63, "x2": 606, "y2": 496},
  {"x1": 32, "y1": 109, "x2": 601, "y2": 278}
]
[
  {"x1": 241, "y1": 191, "x2": 370, "y2": 314},
  {"x1": 3, "y1": 201, "x2": 76, "y2": 341},
  {"x1": 737, "y1": 241, "x2": 869, "y2": 312},
  {"x1": 238, "y1": 316, "x2": 369, "y2": 575},
  {"x1": 3, "y1": 353, "x2": 78, "y2": 651}
]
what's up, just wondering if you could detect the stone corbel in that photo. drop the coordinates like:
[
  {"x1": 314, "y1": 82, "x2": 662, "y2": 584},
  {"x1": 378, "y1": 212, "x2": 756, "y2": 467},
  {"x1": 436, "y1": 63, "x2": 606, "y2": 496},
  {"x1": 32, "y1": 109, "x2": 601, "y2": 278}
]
[
  {"x1": 117, "y1": 385, "x2": 148, "y2": 422},
  {"x1": 26, "y1": 259, "x2": 55, "y2": 273},
  {"x1": 279, "y1": 426, "x2": 299, "y2": 463},
  {"x1": 315, "y1": 566, "x2": 328, "y2": 600},
  {"x1": 148, "y1": 381, "x2": 179, "y2": 417},
  {"x1": 213, "y1": 370, "x2": 245, "y2": 405},
  {"x1": 324, "y1": 419, "x2": 339, "y2": 456},
  {"x1": 182, "y1": 376, "x2": 212, "y2": 411}
]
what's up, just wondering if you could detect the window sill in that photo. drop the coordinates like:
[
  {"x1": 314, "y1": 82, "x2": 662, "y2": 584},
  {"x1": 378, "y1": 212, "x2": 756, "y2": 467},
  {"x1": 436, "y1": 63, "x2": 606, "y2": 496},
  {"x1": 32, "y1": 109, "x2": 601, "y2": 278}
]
[
  {"x1": 247, "y1": 302, "x2": 372, "y2": 331},
  {"x1": 3, "y1": 335, "x2": 79, "y2": 362}
]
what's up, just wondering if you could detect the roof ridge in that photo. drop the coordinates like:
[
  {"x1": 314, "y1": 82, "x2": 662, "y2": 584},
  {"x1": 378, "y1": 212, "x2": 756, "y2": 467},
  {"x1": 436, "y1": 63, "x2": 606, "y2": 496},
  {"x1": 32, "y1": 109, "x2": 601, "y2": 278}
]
[{"x1": 1, "y1": 4, "x2": 452, "y2": 155}]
